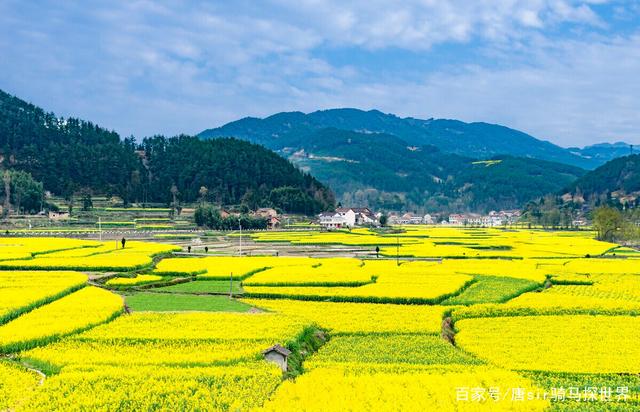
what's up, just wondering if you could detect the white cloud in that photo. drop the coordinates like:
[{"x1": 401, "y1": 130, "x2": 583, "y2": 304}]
[{"x1": 0, "y1": 0, "x2": 637, "y2": 149}]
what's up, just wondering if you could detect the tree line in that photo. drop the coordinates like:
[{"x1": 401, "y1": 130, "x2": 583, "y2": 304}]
[{"x1": 194, "y1": 205, "x2": 268, "y2": 230}]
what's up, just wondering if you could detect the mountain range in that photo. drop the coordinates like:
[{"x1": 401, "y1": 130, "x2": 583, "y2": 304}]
[
  {"x1": 200, "y1": 109, "x2": 631, "y2": 170},
  {"x1": 200, "y1": 109, "x2": 635, "y2": 212}
]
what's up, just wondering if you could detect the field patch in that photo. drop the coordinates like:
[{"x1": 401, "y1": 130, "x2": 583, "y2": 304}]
[
  {"x1": 260, "y1": 365, "x2": 549, "y2": 411},
  {"x1": 456, "y1": 315, "x2": 640, "y2": 373},
  {"x1": 154, "y1": 279, "x2": 243, "y2": 294},
  {"x1": 443, "y1": 276, "x2": 540, "y2": 305},
  {"x1": 0, "y1": 271, "x2": 87, "y2": 324},
  {"x1": 243, "y1": 298, "x2": 445, "y2": 334},
  {"x1": 0, "y1": 287, "x2": 123, "y2": 353},
  {"x1": 125, "y1": 292, "x2": 251, "y2": 312},
  {"x1": 311, "y1": 334, "x2": 482, "y2": 366}
]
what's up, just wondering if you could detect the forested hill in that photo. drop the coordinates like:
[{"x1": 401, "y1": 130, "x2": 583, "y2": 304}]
[
  {"x1": 141, "y1": 136, "x2": 334, "y2": 213},
  {"x1": 0, "y1": 89, "x2": 140, "y2": 198},
  {"x1": 0, "y1": 89, "x2": 334, "y2": 214},
  {"x1": 563, "y1": 154, "x2": 640, "y2": 202},
  {"x1": 200, "y1": 108, "x2": 603, "y2": 169},
  {"x1": 274, "y1": 128, "x2": 585, "y2": 213}
]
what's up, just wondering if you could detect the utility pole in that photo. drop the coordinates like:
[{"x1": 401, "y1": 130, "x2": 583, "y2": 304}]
[
  {"x1": 98, "y1": 216, "x2": 102, "y2": 241},
  {"x1": 229, "y1": 271, "x2": 233, "y2": 299},
  {"x1": 239, "y1": 218, "x2": 242, "y2": 256},
  {"x1": 396, "y1": 235, "x2": 400, "y2": 266}
]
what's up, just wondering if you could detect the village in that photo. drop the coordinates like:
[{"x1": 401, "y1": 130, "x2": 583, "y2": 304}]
[{"x1": 317, "y1": 207, "x2": 523, "y2": 229}]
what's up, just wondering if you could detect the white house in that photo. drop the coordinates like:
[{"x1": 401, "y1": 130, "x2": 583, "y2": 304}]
[
  {"x1": 319, "y1": 207, "x2": 378, "y2": 229},
  {"x1": 318, "y1": 212, "x2": 349, "y2": 229},
  {"x1": 448, "y1": 214, "x2": 465, "y2": 225}
]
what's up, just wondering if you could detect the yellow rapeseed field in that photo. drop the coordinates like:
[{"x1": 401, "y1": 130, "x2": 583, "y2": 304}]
[
  {"x1": 154, "y1": 256, "x2": 312, "y2": 278},
  {"x1": 244, "y1": 258, "x2": 372, "y2": 286},
  {"x1": 456, "y1": 315, "x2": 640, "y2": 373},
  {"x1": 244, "y1": 272, "x2": 472, "y2": 303},
  {"x1": 21, "y1": 362, "x2": 282, "y2": 411},
  {"x1": 0, "y1": 237, "x2": 99, "y2": 261},
  {"x1": 0, "y1": 360, "x2": 41, "y2": 411},
  {"x1": 242, "y1": 298, "x2": 446, "y2": 334},
  {"x1": 1, "y1": 232, "x2": 639, "y2": 411},
  {"x1": 260, "y1": 365, "x2": 550, "y2": 411},
  {"x1": 78, "y1": 311, "x2": 307, "y2": 341},
  {"x1": 0, "y1": 287, "x2": 123, "y2": 352},
  {"x1": 105, "y1": 274, "x2": 163, "y2": 286},
  {"x1": 0, "y1": 271, "x2": 86, "y2": 322},
  {"x1": 0, "y1": 241, "x2": 178, "y2": 271}
]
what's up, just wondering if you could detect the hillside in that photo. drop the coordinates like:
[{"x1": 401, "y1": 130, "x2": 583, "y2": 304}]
[
  {"x1": 140, "y1": 135, "x2": 334, "y2": 213},
  {"x1": 563, "y1": 154, "x2": 640, "y2": 204},
  {"x1": 0, "y1": 89, "x2": 140, "y2": 199},
  {"x1": 0, "y1": 89, "x2": 333, "y2": 214},
  {"x1": 200, "y1": 108, "x2": 602, "y2": 169},
  {"x1": 281, "y1": 128, "x2": 585, "y2": 212}
]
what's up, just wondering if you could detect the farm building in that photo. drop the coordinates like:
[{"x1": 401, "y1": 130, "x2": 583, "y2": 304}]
[{"x1": 262, "y1": 344, "x2": 291, "y2": 371}]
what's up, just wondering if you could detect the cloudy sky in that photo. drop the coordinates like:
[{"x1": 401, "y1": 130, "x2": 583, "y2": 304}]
[{"x1": 1, "y1": 1, "x2": 639, "y2": 147}]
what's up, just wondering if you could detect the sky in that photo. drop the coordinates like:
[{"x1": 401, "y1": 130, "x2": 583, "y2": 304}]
[{"x1": 0, "y1": 1, "x2": 639, "y2": 147}]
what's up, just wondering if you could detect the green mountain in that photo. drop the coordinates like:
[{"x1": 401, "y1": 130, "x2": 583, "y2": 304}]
[
  {"x1": 223, "y1": 127, "x2": 585, "y2": 213},
  {"x1": 200, "y1": 108, "x2": 603, "y2": 169},
  {"x1": 563, "y1": 154, "x2": 640, "y2": 203},
  {"x1": 0, "y1": 89, "x2": 333, "y2": 214}
]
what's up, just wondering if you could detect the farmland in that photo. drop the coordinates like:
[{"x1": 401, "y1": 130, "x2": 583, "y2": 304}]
[{"x1": 0, "y1": 226, "x2": 639, "y2": 410}]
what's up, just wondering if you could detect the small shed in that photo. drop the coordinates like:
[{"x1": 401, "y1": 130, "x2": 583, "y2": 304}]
[
  {"x1": 48, "y1": 211, "x2": 70, "y2": 221},
  {"x1": 262, "y1": 344, "x2": 291, "y2": 372}
]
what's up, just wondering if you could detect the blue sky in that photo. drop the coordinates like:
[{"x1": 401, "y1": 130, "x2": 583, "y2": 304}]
[{"x1": 0, "y1": 1, "x2": 639, "y2": 147}]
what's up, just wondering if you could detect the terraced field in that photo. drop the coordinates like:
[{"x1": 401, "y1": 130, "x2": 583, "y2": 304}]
[{"x1": 1, "y1": 227, "x2": 639, "y2": 410}]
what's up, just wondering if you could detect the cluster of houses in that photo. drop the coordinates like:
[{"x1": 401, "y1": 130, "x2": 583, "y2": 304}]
[
  {"x1": 318, "y1": 207, "x2": 522, "y2": 229},
  {"x1": 387, "y1": 212, "x2": 436, "y2": 225},
  {"x1": 447, "y1": 210, "x2": 522, "y2": 227}
]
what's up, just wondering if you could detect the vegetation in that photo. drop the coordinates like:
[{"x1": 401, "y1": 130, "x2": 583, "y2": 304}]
[
  {"x1": 456, "y1": 315, "x2": 640, "y2": 373},
  {"x1": 156, "y1": 280, "x2": 243, "y2": 294},
  {"x1": 124, "y1": 293, "x2": 251, "y2": 312},
  {"x1": 2, "y1": 230, "x2": 640, "y2": 410},
  {"x1": 141, "y1": 135, "x2": 334, "y2": 214},
  {"x1": 289, "y1": 128, "x2": 585, "y2": 212},
  {"x1": 442, "y1": 276, "x2": 540, "y2": 305},
  {"x1": 564, "y1": 154, "x2": 640, "y2": 202},
  {"x1": 593, "y1": 206, "x2": 624, "y2": 241},
  {"x1": 200, "y1": 108, "x2": 599, "y2": 168},
  {"x1": 0, "y1": 89, "x2": 334, "y2": 214},
  {"x1": 0, "y1": 287, "x2": 123, "y2": 353},
  {"x1": 194, "y1": 205, "x2": 268, "y2": 229},
  {"x1": 0, "y1": 169, "x2": 45, "y2": 214}
]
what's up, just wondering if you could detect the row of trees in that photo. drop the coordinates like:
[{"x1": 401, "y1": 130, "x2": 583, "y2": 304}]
[
  {"x1": 521, "y1": 196, "x2": 581, "y2": 229},
  {"x1": 522, "y1": 194, "x2": 640, "y2": 243},
  {"x1": 194, "y1": 205, "x2": 268, "y2": 230}
]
